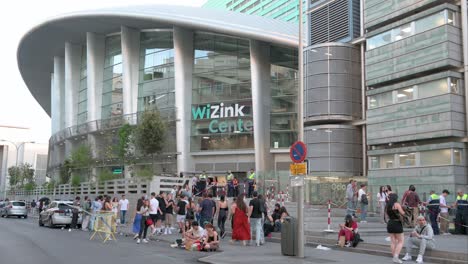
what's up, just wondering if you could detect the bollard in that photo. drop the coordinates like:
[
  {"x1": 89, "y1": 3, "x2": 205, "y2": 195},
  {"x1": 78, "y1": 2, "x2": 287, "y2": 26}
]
[{"x1": 324, "y1": 200, "x2": 334, "y2": 232}]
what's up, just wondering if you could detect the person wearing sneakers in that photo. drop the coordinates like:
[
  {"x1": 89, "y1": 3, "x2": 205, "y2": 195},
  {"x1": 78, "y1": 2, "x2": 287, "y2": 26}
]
[
  {"x1": 248, "y1": 191, "x2": 263, "y2": 247},
  {"x1": 137, "y1": 199, "x2": 150, "y2": 244},
  {"x1": 164, "y1": 193, "x2": 175, "y2": 235},
  {"x1": 439, "y1": 190, "x2": 451, "y2": 235},
  {"x1": 149, "y1": 192, "x2": 163, "y2": 236},
  {"x1": 402, "y1": 216, "x2": 435, "y2": 263}
]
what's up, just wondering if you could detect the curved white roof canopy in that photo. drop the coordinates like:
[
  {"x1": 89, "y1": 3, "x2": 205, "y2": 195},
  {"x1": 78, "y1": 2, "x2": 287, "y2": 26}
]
[{"x1": 17, "y1": 5, "x2": 299, "y2": 116}]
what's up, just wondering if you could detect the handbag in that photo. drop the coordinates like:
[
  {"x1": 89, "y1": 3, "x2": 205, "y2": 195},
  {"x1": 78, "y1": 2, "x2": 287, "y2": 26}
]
[
  {"x1": 338, "y1": 235, "x2": 346, "y2": 247},
  {"x1": 146, "y1": 218, "x2": 154, "y2": 226}
]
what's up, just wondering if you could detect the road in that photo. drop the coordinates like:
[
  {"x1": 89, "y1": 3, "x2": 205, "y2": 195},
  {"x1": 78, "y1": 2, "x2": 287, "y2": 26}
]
[{"x1": 0, "y1": 216, "x2": 209, "y2": 264}]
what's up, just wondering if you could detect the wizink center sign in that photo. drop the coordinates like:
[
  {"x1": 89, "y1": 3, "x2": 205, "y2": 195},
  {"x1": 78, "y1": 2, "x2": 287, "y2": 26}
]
[{"x1": 192, "y1": 103, "x2": 253, "y2": 133}]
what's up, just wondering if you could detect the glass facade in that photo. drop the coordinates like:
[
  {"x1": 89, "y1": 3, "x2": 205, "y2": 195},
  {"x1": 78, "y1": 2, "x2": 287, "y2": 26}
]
[
  {"x1": 101, "y1": 35, "x2": 123, "y2": 119},
  {"x1": 138, "y1": 31, "x2": 175, "y2": 115},
  {"x1": 370, "y1": 148, "x2": 462, "y2": 169},
  {"x1": 191, "y1": 33, "x2": 253, "y2": 151},
  {"x1": 367, "y1": 10, "x2": 455, "y2": 50},
  {"x1": 368, "y1": 77, "x2": 460, "y2": 109},
  {"x1": 77, "y1": 45, "x2": 87, "y2": 124},
  {"x1": 203, "y1": 0, "x2": 300, "y2": 23},
  {"x1": 270, "y1": 45, "x2": 298, "y2": 148}
]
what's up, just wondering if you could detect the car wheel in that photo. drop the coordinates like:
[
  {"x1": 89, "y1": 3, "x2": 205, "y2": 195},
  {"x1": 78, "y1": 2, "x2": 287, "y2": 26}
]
[
  {"x1": 17, "y1": 216, "x2": 21, "y2": 219},
  {"x1": 24, "y1": 215, "x2": 28, "y2": 219}
]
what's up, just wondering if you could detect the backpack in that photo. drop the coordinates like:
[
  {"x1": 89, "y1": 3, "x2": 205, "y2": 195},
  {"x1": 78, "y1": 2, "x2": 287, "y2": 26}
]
[
  {"x1": 361, "y1": 194, "x2": 368, "y2": 205},
  {"x1": 352, "y1": 232, "x2": 363, "y2": 247}
]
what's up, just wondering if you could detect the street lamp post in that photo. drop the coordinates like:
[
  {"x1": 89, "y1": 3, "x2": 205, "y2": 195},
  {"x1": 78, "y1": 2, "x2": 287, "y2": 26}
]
[{"x1": 0, "y1": 139, "x2": 35, "y2": 200}]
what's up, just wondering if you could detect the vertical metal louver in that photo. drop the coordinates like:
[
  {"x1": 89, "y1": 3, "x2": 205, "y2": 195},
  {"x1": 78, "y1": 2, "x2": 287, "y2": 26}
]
[{"x1": 309, "y1": 0, "x2": 359, "y2": 45}]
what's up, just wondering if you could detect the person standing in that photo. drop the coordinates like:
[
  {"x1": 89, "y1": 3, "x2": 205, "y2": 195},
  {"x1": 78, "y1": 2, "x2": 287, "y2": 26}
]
[
  {"x1": 132, "y1": 198, "x2": 144, "y2": 239},
  {"x1": 401, "y1": 185, "x2": 421, "y2": 228},
  {"x1": 226, "y1": 171, "x2": 234, "y2": 198},
  {"x1": 217, "y1": 195, "x2": 228, "y2": 239},
  {"x1": 81, "y1": 196, "x2": 91, "y2": 231},
  {"x1": 377, "y1": 186, "x2": 388, "y2": 224},
  {"x1": 176, "y1": 194, "x2": 188, "y2": 234},
  {"x1": 439, "y1": 190, "x2": 451, "y2": 235},
  {"x1": 358, "y1": 184, "x2": 369, "y2": 223},
  {"x1": 149, "y1": 192, "x2": 162, "y2": 236},
  {"x1": 71, "y1": 196, "x2": 81, "y2": 230},
  {"x1": 199, "y1": 171, "x2": 208, "y2": 195},
  {"x1": 137, "y1": 199, "x2": 150, "y2": 244},
  {"x1": 165, "y1": 193, "x2": 175, "y2": 235},
  {"x1": 346, "y1": 180, "x2": 356, "y2": 216},
  {"x1": 426, "y1": 191, "x2": 440, "y2": 235},
  {"x1": 386, "y1": 193, "x2": 406, "y2": 264},
  {"x1": 118, "y1": 195, "x2": 129, "y2": 225},
  {"x1": 199, "y1": 193, "x2": 215, "y2": 228},
  {"x1": 233, "y1": 177, "x2": 239, "y2": 198},
  {"x1": 90, "y1": 196, "x2": 103, "y2": 231},
  {"x1": 453, "y1": 189, "x2": 468, "y2": 235},
  {"x1": 157, "y1": 192, "x2": 167, "y2": 235},
  {"x1": 249, "y1": 191, "x2": 263, "y2": 247},
  {"x1": 247, "y1": 169, "x2": 255, "y2": 198},
  {"x1": 402, "y1": 216, "x2": 435, "y2": 264},
  {"x1": 231, "y1": 194, "x2": 251, "y2": 246}
]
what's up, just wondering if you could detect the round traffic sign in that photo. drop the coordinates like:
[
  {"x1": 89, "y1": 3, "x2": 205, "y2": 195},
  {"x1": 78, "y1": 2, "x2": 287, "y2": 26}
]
[{"x1": 290, "y1": 141, "x2": 307, "y2": 163}]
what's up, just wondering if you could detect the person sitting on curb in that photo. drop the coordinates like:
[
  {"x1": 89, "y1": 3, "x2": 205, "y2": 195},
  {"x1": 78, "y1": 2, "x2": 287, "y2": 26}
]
[
  {"x1": 337, "y1": 214, "x2": 358, "y2": 247},
  {"x1": 201, "y1": 223, "x2": 219, "y2": 251},
  {"x1": 402, "y1": 216, "x2": 435, "y2": 264},
  {"x1": 184, "y1": 221, "x2": 205, "y2": 246}
]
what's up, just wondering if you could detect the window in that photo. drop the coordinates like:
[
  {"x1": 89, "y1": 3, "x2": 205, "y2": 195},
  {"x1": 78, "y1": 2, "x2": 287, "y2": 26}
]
[
  {"x1": 420, "y1": 149, "x2": 451, "y2": 166},
  {"x1": 453, "y1": 149, "x2": 462, "y2": 165},
  {"x1": 370, "y1": 154, "x2": 394, "y2": 169},
  {"x1": 395, "y1": 86, "x2": 415, "y2": 103},
  {"x1": 368, "y1": 77, "x2": 459, "y2": 109},
  {"x1": 399, "y1": 153, "x2": 416, "y2": 167},
  {"x1": 367, "y1": 10, "x2": 455, "y2": 50}
]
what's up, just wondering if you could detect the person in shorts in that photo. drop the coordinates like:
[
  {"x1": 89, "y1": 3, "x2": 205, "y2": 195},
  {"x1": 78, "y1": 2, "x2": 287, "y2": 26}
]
[
  {"x1": 156, "y1": 191, "x2": 167, "y2": 235},
  {"x1": 149, "y1": 192, "x2": 162, "y2": 236},
  {"x1": 176, "y1": 195, "x2": 188, "y2": 235}
]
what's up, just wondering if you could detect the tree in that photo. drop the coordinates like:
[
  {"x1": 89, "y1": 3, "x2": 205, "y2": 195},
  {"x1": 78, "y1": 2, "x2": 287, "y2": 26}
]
[
  {"x1": 70, "y1": 144, "x2": 92, "y2": 182},
  {"x1": 7, "y1": 166, "x2": 20, "y2": 189},
  {"x1": 97, "y1": 169, "x2": 117, "y2": 183},
  {"x1": 133, "y1": 111, "x2": 167, "y2": 173},
  {"x1": 59, "y1": 159, "x2": 73, "y2": 184},
  {"x1": 115, "y1": 123, "x2": 134, "y2": 176},
  {"x1": 20, "y1": 163, "x2": 35, "y2": 186}
]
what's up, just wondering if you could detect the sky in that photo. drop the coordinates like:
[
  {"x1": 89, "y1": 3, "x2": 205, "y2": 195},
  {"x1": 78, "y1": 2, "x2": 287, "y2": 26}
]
[{"x1": 0, "y1": 0, "x2": 207, "y2": 144}]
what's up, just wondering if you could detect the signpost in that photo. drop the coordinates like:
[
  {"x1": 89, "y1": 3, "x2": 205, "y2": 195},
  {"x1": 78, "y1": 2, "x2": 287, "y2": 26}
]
[{"x1": 289, "y1": 141, "x2": 307, "y2": 258}]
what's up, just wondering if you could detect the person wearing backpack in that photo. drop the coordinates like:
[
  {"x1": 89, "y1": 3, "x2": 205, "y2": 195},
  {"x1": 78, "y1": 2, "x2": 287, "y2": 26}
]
[
  {"x1": 358, "y1": 184, "x2": 369, "y2": 223},
  {"x1": 402, "y1": 216, "x2": 435, "y2": 264}
]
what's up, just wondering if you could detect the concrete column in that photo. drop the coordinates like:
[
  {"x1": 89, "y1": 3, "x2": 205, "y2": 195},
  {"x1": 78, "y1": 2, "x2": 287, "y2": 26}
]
[
  {"x1": 174, "y1": 27, "x2": 194, "y2": 174},
  {"x1": 65, "y1": 42, "x2": 82, "y2": 128},
  {"x1": 86, "y1": 32, "x2": 105, "y2": 122},
  {"x1": 121, "y1": 26, "x2": 140, "y2": 123},
  {"x1": 250, "y1": 40, "x2": 273, "y2": 173},
  {"x1": 53, "y1": 57, "x2": 65, "y2": 131}
]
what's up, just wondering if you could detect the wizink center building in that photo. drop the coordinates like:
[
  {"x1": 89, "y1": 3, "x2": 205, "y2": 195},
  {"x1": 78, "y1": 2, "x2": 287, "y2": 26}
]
[{"x1": 18, "y1": 5, "x2": 299, "y2": 183}]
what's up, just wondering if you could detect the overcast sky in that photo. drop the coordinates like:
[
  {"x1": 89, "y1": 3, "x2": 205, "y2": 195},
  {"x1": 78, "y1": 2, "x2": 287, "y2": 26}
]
[{"x1": 0, "y1": 0, "x2": 207, "y2": 143}]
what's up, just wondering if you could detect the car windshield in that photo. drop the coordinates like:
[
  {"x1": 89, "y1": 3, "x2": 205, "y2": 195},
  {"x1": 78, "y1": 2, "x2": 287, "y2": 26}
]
[{"x1": 12, "y1": 202, "x2": 25, "y2": 206}]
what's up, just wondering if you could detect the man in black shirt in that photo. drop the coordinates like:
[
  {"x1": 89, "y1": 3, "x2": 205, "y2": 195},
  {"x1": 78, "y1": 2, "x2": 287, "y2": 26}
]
[
  {"x1": 249, "y1": 191, "x2": 263, "y2": 247},
  {"x1": 156, "y1": 192, "x2": 167, "y2": 235},
  {"x1": 176, "y1": 195, "x2": 188, "y2": 233}
]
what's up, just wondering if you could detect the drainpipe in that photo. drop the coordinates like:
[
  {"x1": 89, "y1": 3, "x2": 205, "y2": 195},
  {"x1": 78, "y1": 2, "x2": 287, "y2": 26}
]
[
  {"x1": 461, "y1": 1, "x2": 468, "y2": 138},
  {"x1": 360, "y1": 0, "x2": 367, "y2": 177}
]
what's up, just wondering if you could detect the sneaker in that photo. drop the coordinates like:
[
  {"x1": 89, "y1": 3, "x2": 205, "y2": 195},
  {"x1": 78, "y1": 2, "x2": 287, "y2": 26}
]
[
  {"x1": 168, "y1": 228, "x2": 172, "y2": 235},
  {"x1": 133, "y1": 234, "x2": 139, "y2": 240},
  {"x1": 137, "y1": 239, "x2": 141, "y2": 244},
  {"x1": 221, "y1": 232, "x2": 226, "y2": 239},
  {"x1": 402, "y1": 253, "x2": 412, "y2": 261},
  {"x1": 345, "y1": 242, "x2": 351, "y2": 247},
  {"x1": 164, "y1": 228, "x2": 168, "y2": 235},
  {"x1": 143, "y1": 239, "x2": 148, "y2": 243},
  {"x1": 392, "y1": 257, "x2": 403, "y2": 264},
  {"x1": 416, "y1": 255, "x2": 423, "y2": 264}
]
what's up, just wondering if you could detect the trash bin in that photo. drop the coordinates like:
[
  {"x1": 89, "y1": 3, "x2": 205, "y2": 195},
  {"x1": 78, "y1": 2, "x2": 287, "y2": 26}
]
[{"x1": 281, "y1": 216, "x2": 297, "y2": 256}]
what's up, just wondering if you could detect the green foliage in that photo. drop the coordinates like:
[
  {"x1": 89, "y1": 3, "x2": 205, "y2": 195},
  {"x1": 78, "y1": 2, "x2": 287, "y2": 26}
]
[
  {"x1": 133, "y1": 111, "x2": 167, "y2": 156},
  {"x1": 24, "y1": 182, "x2": 36, "y2": 191},
  {"x1": 43, "y1": 180, "x2": 56, "y2": 191},
  {"x1": 97, "y1": 170, "x2": 117, "y2": 183},
  {"x1": 117, "y1": 124, "x2": 134, "y2": 161},
  {"x1": 7, "y1": 163, "x2": 35, "y2": 188},
  {"x1": 71, "y1": 175, "x2": 82, "y2": 187},
  {"x1": 70, "y1": 144, "x2": 92, "y2": 169},
  {"x1": 135, "y1": 167, "x2": 153, "y2": 180},
  {"x1": 59, "y1": 159, "x2": 73, "y2": 184},
  {"x1": 8, "y1": 166, "x2": 20, "y2": 188}
]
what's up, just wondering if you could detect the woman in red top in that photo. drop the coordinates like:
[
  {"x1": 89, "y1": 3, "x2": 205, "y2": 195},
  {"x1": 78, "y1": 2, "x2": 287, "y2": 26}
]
[
  {"x1": 338, "y1": 214, "x2": 358, "y2": 247},
  {"x1": 230, "y1": 194, "x2": 251, "y2": 246}
]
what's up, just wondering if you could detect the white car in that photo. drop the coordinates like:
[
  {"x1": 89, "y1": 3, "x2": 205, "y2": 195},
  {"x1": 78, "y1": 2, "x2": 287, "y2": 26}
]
[
  {"x1": 38, "y1": 201, "x2": 82, "y2": 228},
  {"x1": 0, "y1": 201, "x2": 28, "y2": 218}
]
